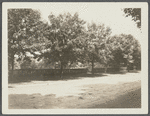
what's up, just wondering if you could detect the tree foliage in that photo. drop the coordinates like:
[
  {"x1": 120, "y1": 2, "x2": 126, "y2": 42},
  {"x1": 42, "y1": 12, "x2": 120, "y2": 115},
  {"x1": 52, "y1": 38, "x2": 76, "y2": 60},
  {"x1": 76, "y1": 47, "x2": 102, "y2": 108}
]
[
  {"x1": 8, "y1": 9, "x2": 42, "y2": 70},
  {"x1": 8, "y1": 9, "x2": 141, "y2": 75},
  {"x1": 110, "y1": 34, "x2": 141, "y2": 68},
  {"x1": 84, "y1": 23, "x2": 112, "y2": 73},
  {"x1": 99, "y1": 37, "x2": 114, "y2": 72},
  {"x1": 97, "y1": 34, "x2": 141, "y2": 71},
  {"x1": 37, "y1": 13, "x2": 86, "y2": 77},
  {"x1": 123, "y1": 8, "x2": 141, "y2": 28}
]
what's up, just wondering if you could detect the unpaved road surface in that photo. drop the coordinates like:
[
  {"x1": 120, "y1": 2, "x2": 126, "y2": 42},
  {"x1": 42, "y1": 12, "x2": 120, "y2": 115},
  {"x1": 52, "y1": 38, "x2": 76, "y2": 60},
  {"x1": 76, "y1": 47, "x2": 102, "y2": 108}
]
[{"x1": 9, "y1": 72, "x2": 141, "y2": 109}]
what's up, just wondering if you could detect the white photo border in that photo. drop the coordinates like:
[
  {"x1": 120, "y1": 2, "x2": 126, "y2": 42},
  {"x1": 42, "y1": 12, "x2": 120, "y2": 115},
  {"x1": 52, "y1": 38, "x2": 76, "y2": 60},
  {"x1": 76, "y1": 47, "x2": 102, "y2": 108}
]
[{"x1": 2, "y1": 2, "x2": 148, "y2": 114}]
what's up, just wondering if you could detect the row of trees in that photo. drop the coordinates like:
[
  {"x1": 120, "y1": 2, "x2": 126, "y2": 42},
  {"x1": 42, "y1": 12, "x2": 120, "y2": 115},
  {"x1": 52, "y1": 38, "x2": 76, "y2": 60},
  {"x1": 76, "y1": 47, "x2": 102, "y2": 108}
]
[{"x1": 8, "y1": 9, "x2": 141, "y2": 77}]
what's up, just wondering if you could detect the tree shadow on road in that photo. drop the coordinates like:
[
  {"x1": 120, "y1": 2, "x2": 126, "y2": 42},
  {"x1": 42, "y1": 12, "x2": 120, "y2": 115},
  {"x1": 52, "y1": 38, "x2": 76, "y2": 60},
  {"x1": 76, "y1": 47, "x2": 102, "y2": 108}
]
[
  {"x1": 9, "y1": 73, "x2": 108, "y2": 84},
  {"x1": 8, "y1": 70, "x2": 140, "y2": 84},
  {"x1": 107, "y1": 70, "x2": 140, "y2": 74}
]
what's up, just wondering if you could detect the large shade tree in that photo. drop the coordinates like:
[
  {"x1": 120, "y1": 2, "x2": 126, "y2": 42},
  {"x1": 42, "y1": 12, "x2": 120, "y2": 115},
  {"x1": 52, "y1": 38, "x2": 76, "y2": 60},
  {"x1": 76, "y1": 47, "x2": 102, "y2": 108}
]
[
  {"x1": 85, "y1": 23, "x2": 112, "y2": 74},
  {"x1": 110, "y1": 34, "x2": 141, "y2": 69},
  {"x1": 8, "y1": 9, "x2": 44, "y2": 70},
  {"x1": 37, "y1": 13, "x2": 86, "y2": 78},
  {"x1": 99, "y1": 37, "x2": 114, "y2": 73}
]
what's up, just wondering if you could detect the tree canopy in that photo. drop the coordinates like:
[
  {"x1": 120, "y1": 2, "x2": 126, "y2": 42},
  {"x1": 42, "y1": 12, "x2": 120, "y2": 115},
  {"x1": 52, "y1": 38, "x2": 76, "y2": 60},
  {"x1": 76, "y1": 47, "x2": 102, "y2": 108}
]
[
  {"x1": 37, "y1": 13, "x2": 86, "y2": 77},
  {"x1": 123, "y1": 8, "x2": 141, "y2": 28},
  {"x1": 84, "y1": 22, "x2": 112, "y2": 73},
  {"x1": 8, "y1": 9, "x2": 43, "y2": 70},
  {"x1": 8, "y1": 9, "x2": 141, "y2": 75},
  {"x1": 110, "y1": 34, "x2": 141, "y2": 68}
]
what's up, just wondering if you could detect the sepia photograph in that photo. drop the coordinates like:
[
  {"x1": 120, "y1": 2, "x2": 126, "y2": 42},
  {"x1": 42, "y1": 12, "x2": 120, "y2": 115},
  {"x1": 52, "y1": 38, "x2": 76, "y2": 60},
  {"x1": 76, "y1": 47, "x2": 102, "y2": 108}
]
[{"x1": 2, "y1": 2, "x2": 148, "y2": 114}]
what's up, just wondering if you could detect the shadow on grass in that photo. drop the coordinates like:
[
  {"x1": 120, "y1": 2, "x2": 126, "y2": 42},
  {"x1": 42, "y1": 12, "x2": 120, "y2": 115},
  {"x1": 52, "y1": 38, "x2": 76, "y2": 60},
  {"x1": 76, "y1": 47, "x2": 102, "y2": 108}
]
[
  {"x1": 9, "y1": 83, "x2": 141, "y2": 109},
  {"x1": 9, "y1": 93, "x2": 57, "y2": 109},
  {"x1": 87, "y1": 88, "x2": 141, "y2": 108}
]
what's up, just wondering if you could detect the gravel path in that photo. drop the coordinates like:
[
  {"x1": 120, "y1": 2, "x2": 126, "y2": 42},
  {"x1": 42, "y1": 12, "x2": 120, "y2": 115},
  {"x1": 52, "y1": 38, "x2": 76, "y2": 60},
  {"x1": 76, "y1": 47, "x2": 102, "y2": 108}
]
[
  {"x1": 9, "y1": 72, "x2": 141, "y2": 109},
  {"x1": 9, "y1": 72, "x2": 141, "y2": 97}
]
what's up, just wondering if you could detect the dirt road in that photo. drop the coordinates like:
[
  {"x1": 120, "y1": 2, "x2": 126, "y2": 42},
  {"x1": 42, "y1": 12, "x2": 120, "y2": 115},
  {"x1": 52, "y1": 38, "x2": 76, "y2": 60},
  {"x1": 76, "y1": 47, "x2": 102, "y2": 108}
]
[{"x1": 9, "y1": 72, "x2": 141, "y2": 109}]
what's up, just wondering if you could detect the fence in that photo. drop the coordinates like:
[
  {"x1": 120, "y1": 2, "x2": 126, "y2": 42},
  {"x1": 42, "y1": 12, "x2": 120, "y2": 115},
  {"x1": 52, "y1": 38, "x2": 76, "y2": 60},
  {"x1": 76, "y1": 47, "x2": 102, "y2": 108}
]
[
  {"x1": 9, "y1": 68, "x2": 121, "y2": 77},
  {"x1": 9, "y1": 68, "x2": 88, "y2": 77},
  {"x1": 93, "y1": 68, "x2": 120, "y2": 73},
  {"x1": 8, "y1": 68, "x2": 122, "y2": 83}
]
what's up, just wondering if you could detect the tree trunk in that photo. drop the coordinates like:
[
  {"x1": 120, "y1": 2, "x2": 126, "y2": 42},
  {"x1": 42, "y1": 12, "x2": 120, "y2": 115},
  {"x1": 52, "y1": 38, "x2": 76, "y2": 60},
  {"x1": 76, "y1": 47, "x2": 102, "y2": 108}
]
[
  {"x1": 11, "y1": 54, "x2": 14, "y2": 77},
  {"x1": 12, "y1": 57, "x2": 14, "y2": 70},
  {"x1": 92, "y1": 55, "x2": 94, "y2": 75},
  {"x1": 60, "y1": 62, "x2": 63, "y2": 79},
  {"x1": 127, "y1": 63, "x2": 130, "y2": 72},
  {"x1": 104, "y1": 66, "x2": 107, "y2": 73},
  {"x1": 11, "y1": 39, "x2": 15, "y2": 77}
]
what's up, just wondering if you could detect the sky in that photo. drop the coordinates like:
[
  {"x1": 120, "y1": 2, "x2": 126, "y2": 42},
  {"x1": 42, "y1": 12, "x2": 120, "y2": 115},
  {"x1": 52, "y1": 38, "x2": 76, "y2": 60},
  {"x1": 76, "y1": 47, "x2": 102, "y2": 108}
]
[{"x1": 31, "y1": 3, "x2": 142, "y2": 44}]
